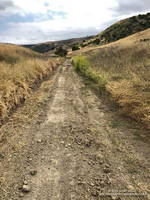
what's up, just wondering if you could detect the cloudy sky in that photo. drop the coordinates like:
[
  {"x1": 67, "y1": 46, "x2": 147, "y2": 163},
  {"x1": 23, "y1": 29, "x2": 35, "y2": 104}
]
[{"x1": 0, "y1": 0, "x2": 149, "y2": 44}]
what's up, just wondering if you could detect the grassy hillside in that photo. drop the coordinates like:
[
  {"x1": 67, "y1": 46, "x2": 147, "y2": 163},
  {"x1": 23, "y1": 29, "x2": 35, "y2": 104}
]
[
  {"x1": 73, "y1": 29, "x2": 150, "y2": 129},
  {"x1": 82, "y1": 12, "x2": 150, "y2": 47},
  {"x1": 0, "y1": 44, "x2": 58, "y2": 123}
]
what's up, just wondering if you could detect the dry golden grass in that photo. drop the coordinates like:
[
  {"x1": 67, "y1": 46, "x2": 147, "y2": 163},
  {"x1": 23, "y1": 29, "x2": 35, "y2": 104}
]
[
  {"x1": 0, "y1": 44, "x2": 58, "y2": 122},
  {"x1": 73, "y1": 29, "x2": 150, "y2": 129},
  {"x1": 70, "y1": 28, "x2": 150, "y2": 56}
]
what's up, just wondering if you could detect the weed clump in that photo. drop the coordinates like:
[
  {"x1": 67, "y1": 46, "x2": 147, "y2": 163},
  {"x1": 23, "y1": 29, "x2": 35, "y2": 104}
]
[{"x1": 73, "y1": 56, "x2": 108, "y2": 93}]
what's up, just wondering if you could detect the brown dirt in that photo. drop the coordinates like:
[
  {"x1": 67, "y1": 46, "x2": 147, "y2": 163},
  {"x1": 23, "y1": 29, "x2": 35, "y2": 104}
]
[{"x1": 0, "y1": 62, "x2": 150, "y2": 200}]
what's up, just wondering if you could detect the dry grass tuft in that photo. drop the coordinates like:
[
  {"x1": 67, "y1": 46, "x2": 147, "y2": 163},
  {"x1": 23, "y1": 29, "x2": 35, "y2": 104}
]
[
  {"x1": 107, "y1": 80, "x2": 150, "y2": 128},
  {"x1": 0, "y1": 44, "x2": 59, "y2": 122}
]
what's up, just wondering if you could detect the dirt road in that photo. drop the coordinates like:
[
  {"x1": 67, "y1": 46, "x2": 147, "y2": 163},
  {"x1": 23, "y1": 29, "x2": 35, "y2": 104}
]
[{"x1": 0, "y1": 62, "x2": 150, "y2": 200}]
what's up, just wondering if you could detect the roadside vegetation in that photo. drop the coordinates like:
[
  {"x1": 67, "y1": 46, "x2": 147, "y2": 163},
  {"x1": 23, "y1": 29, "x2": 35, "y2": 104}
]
[
  {"x1": 73, "y1": 31, "x2": 150, "y2": 129},
  {"x1": 0, "y1": 44, "x2": 58, "y2": 123},
  {"x1": 73, "y1": 56, "x2": 108, "y2": 94}
]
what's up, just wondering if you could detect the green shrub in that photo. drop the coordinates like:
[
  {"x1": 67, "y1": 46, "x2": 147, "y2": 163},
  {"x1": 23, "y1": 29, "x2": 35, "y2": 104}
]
[
  {"x1": 92, "y1": 38, "x2": 100, "y2": 45},
  {"x1": 55, "y1": 47, "x2": 67, "y2": 57},
  {"x1": 72, "y1": 45, "x2": 80, "y2": 51},
  {"x1": 81, "y1": 43, "x2": 87, "y2": 47}
]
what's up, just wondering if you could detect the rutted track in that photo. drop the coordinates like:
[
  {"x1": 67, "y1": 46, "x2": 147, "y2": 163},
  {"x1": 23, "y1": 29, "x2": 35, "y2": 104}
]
[{"x1": 0, "y1": 62, "x2": 149, "y2": 200}]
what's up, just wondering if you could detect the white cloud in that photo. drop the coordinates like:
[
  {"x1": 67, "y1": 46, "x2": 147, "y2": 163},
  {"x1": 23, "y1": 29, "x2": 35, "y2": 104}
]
[
  {"x1": 115, "y1": 0, "x2": 150, "y2": 15},
  {"x1": 13, "y1": 0, "x2": 117, "y2": 15},
  {"x1": 0, "y1": 0, "x2": 149, "y2": 44},
  {"x1": 0, "y1": 21, "x2": 105, "y2": 44},
  {"x1": 12, "y1": 0, "x2": 117, "y2": 27}
]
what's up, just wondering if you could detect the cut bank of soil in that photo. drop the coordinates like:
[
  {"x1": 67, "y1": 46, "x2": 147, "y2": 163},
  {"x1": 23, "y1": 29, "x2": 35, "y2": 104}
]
[{"x1": 0, "y1": 62, "x2": 149, "y2": 200}]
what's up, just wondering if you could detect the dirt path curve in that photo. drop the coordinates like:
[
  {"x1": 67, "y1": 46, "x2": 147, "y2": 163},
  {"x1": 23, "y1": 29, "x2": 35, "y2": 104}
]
[{"x1": 0, "y1": 61, "x2": 150, "y2": 200}]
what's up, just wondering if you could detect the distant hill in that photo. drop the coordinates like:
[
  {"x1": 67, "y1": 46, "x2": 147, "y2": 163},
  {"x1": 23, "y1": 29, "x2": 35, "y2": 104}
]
[
  {"x1": 23, "y1": 36, "x2": 93, "y2": 53},
  {"x1": 23, "y1": 13, "x2": 150, "y2": 53},
  {"x1": 84, "y1": 12, "x2": 150, "y2": 46}
]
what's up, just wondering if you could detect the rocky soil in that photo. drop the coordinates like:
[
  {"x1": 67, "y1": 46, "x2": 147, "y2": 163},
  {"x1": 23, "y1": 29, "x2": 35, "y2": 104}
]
[{"x1": 0, "y1": 61, "x2": 149, "y2": 200}]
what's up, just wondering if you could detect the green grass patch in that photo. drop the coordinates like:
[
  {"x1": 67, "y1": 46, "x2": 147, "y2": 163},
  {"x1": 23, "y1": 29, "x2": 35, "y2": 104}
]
[{"x1": 72, "y1": 56, "x2": 108, "y2": 94}]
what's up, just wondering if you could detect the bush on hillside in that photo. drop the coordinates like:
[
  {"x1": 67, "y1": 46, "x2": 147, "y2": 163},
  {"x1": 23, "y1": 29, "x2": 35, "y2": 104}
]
[
  {"x1": 55, "y1": 47, "x2": 68, "y2": 57},
  {"x1": 92, "y1": 38, "x2": 100, "y2": 45},
  {"x1": 72, "y1": 44, "x2": 80, "y2": 51},
  {"x1": 81, "y1": 43, "x2": 87, "y2": 47}
]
